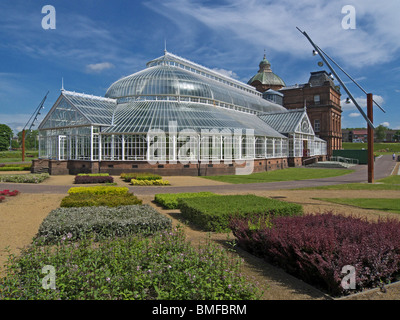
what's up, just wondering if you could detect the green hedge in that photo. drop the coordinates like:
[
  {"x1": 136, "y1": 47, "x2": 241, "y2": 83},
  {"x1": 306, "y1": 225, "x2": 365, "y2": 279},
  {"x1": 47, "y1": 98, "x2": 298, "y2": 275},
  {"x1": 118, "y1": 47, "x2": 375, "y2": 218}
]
[
  {"x1": 121, "y1": 172, "x2": 162, "y2": 182},
  {"x1": 34, "y1": 205, "x2": 172, "y2": 244},
  {"x1": 154, "y1": 192, "x2": 218, "y2": 209},
  {"x1": 178, "y1": 194, "x2": 303, "y2": 232},
  {"x1": 60, "y1": 193, "x2": 142, "y2": 208},
  {"x1": 0, "y1": 164, "x2": 31, "y2": 171}
]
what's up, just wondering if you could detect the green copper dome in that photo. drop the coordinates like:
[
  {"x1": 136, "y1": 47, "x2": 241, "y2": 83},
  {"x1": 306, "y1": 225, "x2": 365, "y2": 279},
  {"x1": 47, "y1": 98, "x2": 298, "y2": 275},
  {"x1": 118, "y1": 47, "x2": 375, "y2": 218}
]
[{"x1": 248, "y1": 54, "x2": 286, "y2": 88}]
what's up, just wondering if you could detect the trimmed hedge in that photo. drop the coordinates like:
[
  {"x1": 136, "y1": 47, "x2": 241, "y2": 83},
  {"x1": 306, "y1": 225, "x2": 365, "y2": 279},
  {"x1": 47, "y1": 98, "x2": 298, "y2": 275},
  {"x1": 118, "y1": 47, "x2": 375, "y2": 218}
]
[
  {"x1": 0, "y1": 166, "x2": 31, "y2": 171},
  {"x1": 60, "y1": 193, "x2": 142, "y2": 208},
  {"x1": 154, "y1": 192, "x2": 217, "y2": 209},
  {"x1": 229, "y1": 212, "x2": 400, "y2": 296},
  {"x1": 67, "y1": 186, "x2": 129, "y2": 195},
  {"x1": 131, "y1": 179, "x2": 170, "y2": 186},
  {"x1": 121, "y1": 172, "x2": 162, "y2": 182},
  {"x1": 178, "y1": 194, "x2": 303, "y2": 232},
  {"x1": 74, "y1": 175, "x2": 114, "y2": 184},
  {"x1": 34, "y1": 205, "x2": 172, "y2": 244}
]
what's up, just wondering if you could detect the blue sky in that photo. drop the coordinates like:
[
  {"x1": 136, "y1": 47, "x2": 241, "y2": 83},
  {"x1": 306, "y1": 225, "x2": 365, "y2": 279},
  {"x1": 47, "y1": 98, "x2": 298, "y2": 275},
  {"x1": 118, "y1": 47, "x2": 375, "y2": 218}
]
[{"x1": 0, "y1": 0, "x2": 399, "y2": 134}]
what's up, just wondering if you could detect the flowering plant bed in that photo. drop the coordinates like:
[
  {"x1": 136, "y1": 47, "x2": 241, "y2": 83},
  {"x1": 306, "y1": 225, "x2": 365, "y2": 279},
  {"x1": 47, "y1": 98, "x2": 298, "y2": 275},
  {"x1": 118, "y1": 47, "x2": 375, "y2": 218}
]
[
  {"x1": 0, "y1": 189, "x2": 20, "y2": 202},
  {"x1": 0, "y1": 189, "x2": 19, "y2": 196},
  {"x1": 34, "y1": 205, "x2": 172, "y2": 244},
  {"x1": 0, "y1": 173, "x2": 49, "y2": 183}
]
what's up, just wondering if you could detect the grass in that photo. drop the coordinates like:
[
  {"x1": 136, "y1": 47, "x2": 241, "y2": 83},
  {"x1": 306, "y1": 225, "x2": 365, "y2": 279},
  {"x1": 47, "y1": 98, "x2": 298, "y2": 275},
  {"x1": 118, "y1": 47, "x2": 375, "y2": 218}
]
[
  {"x1": 201, "y1": 167, "x2": 354, "y2": 184},
  {"x1": 315, "y1": 198, "x2": 400, "y2": 214},
  {"x1": 0, "y1": 150, "x2": 38, "y2": 163},
  {"x1": 296, "y1": 175, "x2": 400, "y2": 191},
  {"x1": 343, "y1": 142, "x2": 400, "y2": 155}
]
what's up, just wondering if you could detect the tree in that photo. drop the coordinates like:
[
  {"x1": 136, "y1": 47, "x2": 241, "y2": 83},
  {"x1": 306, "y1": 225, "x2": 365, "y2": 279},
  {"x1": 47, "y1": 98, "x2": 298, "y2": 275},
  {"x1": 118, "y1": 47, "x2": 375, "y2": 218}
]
[
  {"x1": 375, "y1": 125, "x2": 388, "y2": 142},
  {"x1": 0, "y1": 124, "x2": 13, "y2": 151},
  {"x1": 393, "y1": 130, "x2": 400, "y2": 142},
  {"x1": 17, "y1": 130, "x2": 39, "y2": 150}
]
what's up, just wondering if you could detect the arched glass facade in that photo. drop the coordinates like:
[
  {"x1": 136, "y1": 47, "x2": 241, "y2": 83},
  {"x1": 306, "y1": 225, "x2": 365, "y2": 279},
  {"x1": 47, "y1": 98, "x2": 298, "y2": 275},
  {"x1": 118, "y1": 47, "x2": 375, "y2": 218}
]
[{"x1": 38, "y1": 51, "x2": 326, "y2": 166}]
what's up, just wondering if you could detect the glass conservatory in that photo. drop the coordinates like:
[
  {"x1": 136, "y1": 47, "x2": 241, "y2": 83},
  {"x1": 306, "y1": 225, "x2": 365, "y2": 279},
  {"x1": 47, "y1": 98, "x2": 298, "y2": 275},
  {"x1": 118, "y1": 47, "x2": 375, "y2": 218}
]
[{"x1": 37, "y1": 51, "x2": 326, "y2": 174}]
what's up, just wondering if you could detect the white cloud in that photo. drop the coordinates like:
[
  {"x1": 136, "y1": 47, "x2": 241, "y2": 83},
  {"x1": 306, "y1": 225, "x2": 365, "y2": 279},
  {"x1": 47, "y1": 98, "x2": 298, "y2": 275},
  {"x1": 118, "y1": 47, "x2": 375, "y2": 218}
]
[
  {"x1": 349, "y1": 113, "x2": 361, "y2": 118},
  {"x1": 85, "y1": 62, "x2": 115, "y2": 73},
  {"x1": 147, "y1": 0, "x2": 400, "y2": 68},
  {"x1": 380, "y1": 122, "x2": 390, "y2": 128},
  {"x1": 211, "y1": 68, "x2": 239, "y2": 79}
]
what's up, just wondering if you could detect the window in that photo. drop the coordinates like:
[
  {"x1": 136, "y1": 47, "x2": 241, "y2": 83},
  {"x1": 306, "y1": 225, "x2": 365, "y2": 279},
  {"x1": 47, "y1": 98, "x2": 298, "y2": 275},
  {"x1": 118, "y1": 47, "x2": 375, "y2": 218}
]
[
  {"x1": 314, "y1": 119, "x2": 320, "y2": 132},
  {"x1": 314, "y1": 95, "x2": 320, "y2": 104}
]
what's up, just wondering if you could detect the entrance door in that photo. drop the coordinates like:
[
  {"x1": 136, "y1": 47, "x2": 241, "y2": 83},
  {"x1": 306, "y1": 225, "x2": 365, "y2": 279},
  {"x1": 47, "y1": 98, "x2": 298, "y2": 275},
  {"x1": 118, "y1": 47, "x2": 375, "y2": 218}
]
[
  {"x1": 58, "y1": 135, "x2": 68, "y2": 160},
  {"x1": 303, "y1": 140, "x2": 309, "y2": 157}
]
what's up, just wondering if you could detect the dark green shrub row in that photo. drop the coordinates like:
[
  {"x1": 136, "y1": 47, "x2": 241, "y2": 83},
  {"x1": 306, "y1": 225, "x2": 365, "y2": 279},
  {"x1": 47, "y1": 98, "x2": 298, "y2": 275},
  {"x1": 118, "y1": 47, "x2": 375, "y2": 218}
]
[
  {"x1": 178, "y1": 194, "x2": 303, "y2": 232},
  {"x1": 60, "y1": 193, "x2": 142, "y2": 208},
  {"x1": 154, "y1": 192, "x2": 218, "y2": 209},
  {"x1": 34, "y1": 205, "x2": 172, "y2": 244},
  {"x1": 121, "y1": 172, "x2": 162, "y2": 182},
  {"x1": 0, "y1": 228, "x2": 261, "y2": 300}
]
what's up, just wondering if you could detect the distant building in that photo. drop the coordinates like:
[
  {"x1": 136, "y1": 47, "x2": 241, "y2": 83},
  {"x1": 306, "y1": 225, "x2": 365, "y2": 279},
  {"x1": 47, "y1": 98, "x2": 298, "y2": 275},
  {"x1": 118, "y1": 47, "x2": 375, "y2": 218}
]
[
  {"x1": 247, "y1": 56, "x2": 342, "y2": 158},
  {"x1": 342, "y1": 128, "x2": 399, "y2": 143}
]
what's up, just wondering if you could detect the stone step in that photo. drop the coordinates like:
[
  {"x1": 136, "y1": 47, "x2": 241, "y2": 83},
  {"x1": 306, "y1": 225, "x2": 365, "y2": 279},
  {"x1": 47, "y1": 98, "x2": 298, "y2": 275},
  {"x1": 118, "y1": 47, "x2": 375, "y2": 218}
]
[{"x1": 306, "y1": 161, "x2": 356, "y2": 169}]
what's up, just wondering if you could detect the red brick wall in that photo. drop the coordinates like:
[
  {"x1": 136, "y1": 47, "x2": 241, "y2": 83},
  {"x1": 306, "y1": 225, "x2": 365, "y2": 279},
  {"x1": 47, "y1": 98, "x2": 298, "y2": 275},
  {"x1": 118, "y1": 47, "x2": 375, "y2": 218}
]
[{"x1": 33, "y1": 158, "x2": 291, "y2": 176}]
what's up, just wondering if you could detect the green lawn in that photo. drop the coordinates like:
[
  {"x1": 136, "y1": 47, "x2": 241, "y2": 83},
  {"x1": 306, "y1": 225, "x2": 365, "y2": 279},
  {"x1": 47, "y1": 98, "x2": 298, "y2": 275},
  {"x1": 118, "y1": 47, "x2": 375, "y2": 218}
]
[
  {"x1": 0, "y1": 150, "x2": 38, "y2": 163},
  {"x1": 296, "y1": 175, "x2": 400, "y2": 191},
  {"x1": 200, "y1": 167, "x2": 354, "y2": 184},
  {"x1": 342, "y1": 142, "x2": 400, "y2": 155},
  {"x1": 315, "y1": 198, "x2": 400, "y2": 214}
]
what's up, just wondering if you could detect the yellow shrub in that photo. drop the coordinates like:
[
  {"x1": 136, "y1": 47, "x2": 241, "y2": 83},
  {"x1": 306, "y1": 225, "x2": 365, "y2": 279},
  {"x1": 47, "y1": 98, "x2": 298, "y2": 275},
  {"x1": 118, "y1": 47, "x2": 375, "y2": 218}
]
[
  {"x1": 68, "y1": 186, "x2": 129, "y2": 195},
  {"x1": 130, "y1": 179, "x2": 170, "y2": 186}
]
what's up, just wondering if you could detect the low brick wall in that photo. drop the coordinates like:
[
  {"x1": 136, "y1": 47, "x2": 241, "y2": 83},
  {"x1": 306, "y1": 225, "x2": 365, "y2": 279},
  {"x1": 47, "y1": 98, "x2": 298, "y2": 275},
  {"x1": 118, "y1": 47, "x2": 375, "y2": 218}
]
[{"x1": 32, "y1": 158, "x2": 291, "y2": 176}]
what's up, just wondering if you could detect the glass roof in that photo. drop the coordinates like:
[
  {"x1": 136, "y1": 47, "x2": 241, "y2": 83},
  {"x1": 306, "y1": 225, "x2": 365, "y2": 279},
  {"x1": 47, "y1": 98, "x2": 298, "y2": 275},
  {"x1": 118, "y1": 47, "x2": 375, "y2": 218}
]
[
  {"x1": 105, "y1": 53, "x2": 287, "y2": 114},
  {"x1": 39, "y1": 91, "x2": 117, "y2": 129},
  {"x1": 103, "y1": 100, "x2": 286, "y2": 138}
]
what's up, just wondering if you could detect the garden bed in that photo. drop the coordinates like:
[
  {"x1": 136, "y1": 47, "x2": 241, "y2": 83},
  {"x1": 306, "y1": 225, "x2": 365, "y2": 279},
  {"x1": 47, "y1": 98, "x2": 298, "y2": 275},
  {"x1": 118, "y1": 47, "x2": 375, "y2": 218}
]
[
  {"x1": 0, "y1": 173, "x2": 49, "y2": 184},
  {"x1": 154, "y1": 192, "x2": 218, "y2": 209},
  {"x1": 229, "y1": 212, "x2": 400, "y2": 297},
  {"x1": 178, "y1": 194, "x2": 303, "y2": 232},
  {"x1": 0, "y1": 228, "x2": 261, "y2": 300},
  {"x1": 34, "y1": 204, "x2": 172, "y2": 244}
]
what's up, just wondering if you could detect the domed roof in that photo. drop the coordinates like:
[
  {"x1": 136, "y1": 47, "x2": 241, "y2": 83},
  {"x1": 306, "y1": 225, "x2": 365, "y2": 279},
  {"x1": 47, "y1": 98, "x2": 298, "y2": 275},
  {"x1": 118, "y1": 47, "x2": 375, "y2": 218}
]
[
  {"x1": 248, "y1": 54, "x2": 286, "y2": 88},
  {"x1": 105, "y1": 54, "x2": 287, "y2": 114}
]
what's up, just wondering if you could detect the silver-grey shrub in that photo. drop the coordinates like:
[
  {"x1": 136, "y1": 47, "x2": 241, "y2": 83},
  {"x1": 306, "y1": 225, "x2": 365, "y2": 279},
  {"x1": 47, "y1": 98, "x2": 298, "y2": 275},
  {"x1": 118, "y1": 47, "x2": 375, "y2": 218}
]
[{"x1": 35, "y1": 205, "x2": 172, "y2": 244}]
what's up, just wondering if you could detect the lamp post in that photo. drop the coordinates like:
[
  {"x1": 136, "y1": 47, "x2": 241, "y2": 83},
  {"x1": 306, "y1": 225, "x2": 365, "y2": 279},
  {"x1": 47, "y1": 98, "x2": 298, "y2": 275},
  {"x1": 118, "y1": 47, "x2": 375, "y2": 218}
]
[{"x1": 297, "y1": 28, "x2": 386, "y2": 183}]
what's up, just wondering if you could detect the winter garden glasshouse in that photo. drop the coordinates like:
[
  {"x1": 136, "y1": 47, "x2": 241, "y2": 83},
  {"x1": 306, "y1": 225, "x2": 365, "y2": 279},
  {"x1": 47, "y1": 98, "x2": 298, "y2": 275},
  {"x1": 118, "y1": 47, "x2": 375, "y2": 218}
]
[{"x1": 35, "y1": 51, "x2": 327, "y2": 175}]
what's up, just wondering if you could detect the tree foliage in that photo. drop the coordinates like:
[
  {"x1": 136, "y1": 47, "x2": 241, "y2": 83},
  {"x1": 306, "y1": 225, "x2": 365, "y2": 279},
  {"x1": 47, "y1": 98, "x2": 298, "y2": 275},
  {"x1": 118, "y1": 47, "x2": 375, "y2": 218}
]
[{"x1": 0, "y1": 124, "x2": 13, "y2": 151}]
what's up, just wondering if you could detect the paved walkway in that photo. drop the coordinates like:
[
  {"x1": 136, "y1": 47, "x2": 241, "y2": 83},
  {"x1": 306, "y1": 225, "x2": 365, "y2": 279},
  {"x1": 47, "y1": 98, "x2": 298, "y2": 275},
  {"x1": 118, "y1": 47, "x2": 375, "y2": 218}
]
[{"x1": 0, "y1": 155, "x2": 397, "y2": 195}]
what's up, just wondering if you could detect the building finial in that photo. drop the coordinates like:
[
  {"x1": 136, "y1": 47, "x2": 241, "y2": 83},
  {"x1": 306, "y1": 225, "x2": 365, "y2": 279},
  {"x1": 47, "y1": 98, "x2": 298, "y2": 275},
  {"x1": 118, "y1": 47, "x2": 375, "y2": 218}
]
[
  {"x1": 61, "y1": 77, "x2": 64, "y2": 91},
  {"x1": 164, "y1": 39, "x2": 167, "y2": 54}
]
